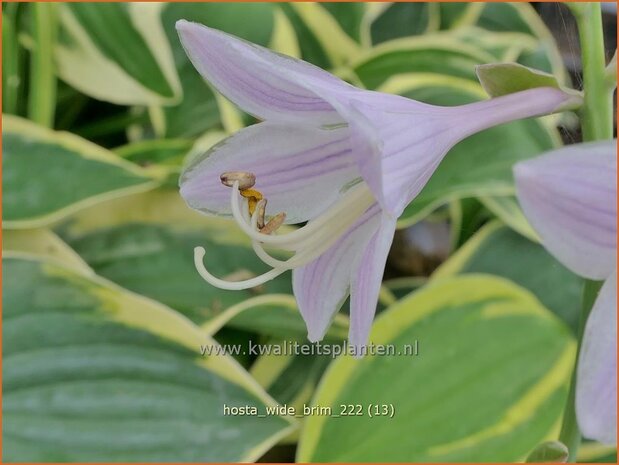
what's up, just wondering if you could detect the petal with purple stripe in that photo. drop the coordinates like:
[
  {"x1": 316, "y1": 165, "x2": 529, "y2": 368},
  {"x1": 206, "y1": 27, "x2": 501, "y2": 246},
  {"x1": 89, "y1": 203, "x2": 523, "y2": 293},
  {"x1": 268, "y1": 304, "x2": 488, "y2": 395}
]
[
  {"x1": 576, "y1": 271, "x2": 617, "y2": 445},
  {"x1": 514, "y1": 141, "x2": 617, "y2": 280},
  {"x1": 349, "y1": 212, "x2": 398, "y2": 350},
  {"x1": 293, "y1": 204, "x2": 384, "y2": 342},
  {"x1": 176, "y1": 20, "x2": 351, "y2": 125},
  {"x1": 179, "y1": 122, "x2": 360, "y2": 224}
]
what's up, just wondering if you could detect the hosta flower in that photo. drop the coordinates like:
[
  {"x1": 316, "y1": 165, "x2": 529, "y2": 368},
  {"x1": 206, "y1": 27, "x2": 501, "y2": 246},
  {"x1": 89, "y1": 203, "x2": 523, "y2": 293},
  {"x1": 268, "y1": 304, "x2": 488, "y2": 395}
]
[
  {"x1": 177, "y1": 20, "x2": 576, "y2": 349},
  {"x1": 514, "y1": 141, "x2": 617, "y2": 445}
]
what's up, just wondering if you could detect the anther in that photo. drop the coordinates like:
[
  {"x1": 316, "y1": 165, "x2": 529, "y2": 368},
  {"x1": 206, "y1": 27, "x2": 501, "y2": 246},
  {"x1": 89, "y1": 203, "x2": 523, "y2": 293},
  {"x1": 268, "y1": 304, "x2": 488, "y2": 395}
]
[
  {"x1": 260, "y1": 212, "x2": 286, "y2": 235},
  {"x1": 240, "y1": 188, "x2": 263, "y2": 215},
  {"x1": 220, "y1": 171, "x2": 256, "y2": 190},
  {"x1": 239, "y1": 188, "x2": 263, "y2": 200},
  {"x1": 256, "y1": 199, "x2": 267, "y2": 229}
]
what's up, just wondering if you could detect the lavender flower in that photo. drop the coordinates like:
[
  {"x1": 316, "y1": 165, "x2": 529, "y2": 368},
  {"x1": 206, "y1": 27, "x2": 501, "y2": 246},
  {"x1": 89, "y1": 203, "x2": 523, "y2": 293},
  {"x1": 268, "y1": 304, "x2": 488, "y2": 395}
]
[
  {"x1": 177, "y1": 21, "x2": 576, "y2": 349},
  {"x1": 515, "y1": 141, "x2": 617, "y2": 444}
]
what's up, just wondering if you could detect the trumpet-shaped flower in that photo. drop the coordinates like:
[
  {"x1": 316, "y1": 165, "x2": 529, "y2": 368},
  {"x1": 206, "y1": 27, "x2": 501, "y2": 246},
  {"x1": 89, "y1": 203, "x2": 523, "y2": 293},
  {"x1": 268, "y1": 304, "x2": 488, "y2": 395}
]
[
  {"x1": 177, "y1": 20, "x2": 577, "y2": 349},
  {"x1": 514, "y1": 141, "x2": 617, "y2": 445}
]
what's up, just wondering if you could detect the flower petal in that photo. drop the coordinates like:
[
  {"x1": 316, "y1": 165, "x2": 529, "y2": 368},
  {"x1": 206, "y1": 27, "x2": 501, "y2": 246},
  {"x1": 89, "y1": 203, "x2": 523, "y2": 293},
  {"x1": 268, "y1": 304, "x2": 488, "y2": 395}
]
[
  {"x1": 349, "y1": 212, "x2": 398, "y2": 349},
  {"x1": 179, "y1": 122, "x2": 360, "y2": 224},
  {"x1": 176, "y1": 20, "x2": 350, "y2": 125},
  {"x1": 332, "y1": 87, "x2": 576, "y2": 216},
  {"x1": 576, "y1": 271, "x2": 617, "y2": 445},
  {"x1": 293, "y1": 204, "x2": 385, "y2": 342},
  {"x1": 514, "y1": 141, "x2": 617, "y2": 280}
]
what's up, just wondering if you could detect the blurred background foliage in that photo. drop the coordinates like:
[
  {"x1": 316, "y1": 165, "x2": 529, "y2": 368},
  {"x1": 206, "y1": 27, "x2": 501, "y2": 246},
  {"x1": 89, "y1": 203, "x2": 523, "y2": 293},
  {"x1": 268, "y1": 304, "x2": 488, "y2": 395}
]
[{"x1": 2, "y1": 2, "x2": 617, "y2": 463}]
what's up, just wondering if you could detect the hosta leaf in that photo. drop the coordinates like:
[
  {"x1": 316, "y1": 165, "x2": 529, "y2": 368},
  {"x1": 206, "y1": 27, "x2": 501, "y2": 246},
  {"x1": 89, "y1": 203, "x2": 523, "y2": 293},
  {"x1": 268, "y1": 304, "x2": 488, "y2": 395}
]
[
  {"x1": 3, "y1": 253, "x2": 295, "y2": 462},
  {"x1": 203, "y1": 294, "x2": 348, "y2": 342},
  {"x1": 476, "y1": 62, "x2": 571, "y2": 98},
  {"x1": 287, "y1": 3, "x2": 360, "y2": 66},
  {"x1": 114, "y1": 138, "x2": 193, "y2": 168},
  {"x1": 475, "y1": 2, "x2": 566, "y2": 81},
  {"x1": 279, "y1": 3, "x2": 331, "y2": 69},
  {"x1": 55, "y1": 3, "x2": 181, "y2": 105},
  {"x1": 251, "y1": 340, "x2": 333, "y2": 444},
  {"x1": 438, "y1": 3, "x2": 484, "y2": 30},
  {"x1": 2, "y1": 115, "x2": 159, "y2": 229},
  {"x1": 4, "y1": 228, "x2": 91, "y2": 273},
  {"x1": 298, "y1": 275, "x2": 574, "y2": 462},
  {"x1": 479, "y1": 195, "x2": 539, "y2": 242},
  {"x1": 370, "y1": 3, "x2": 439, "y2": 44},
  {"x1": 321, "y1": 2, "x2": 366, "y2": 43},
  {"x1": 352, "y1": 37, "x2": 494, "y2": 89},
  {"x1": 434, "y1": 222, "x2": 583, "y2": 331}
]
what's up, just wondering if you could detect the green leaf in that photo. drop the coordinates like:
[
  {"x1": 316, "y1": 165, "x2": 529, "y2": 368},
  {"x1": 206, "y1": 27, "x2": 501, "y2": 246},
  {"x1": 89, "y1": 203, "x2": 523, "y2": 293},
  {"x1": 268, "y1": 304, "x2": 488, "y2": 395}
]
[
  {"x1": 55, "y1": 3, "x2": 180, "y2": 105},
  {"x1": 114, "y1": 138, "x2": 193, "y2": 167},
  {"x1": 476, "y1": 62, "x2": 572, "y2": 98},
  {"x1": 475, "y1": 2, "x2": 567, "y2": 83},
  {"x1": 279, "y1": 3, "x2": 331, "y2": 69},
  {"x1": 156, "y1": 3, "x2": 275, "y2": 138},
  {"x1": 526, "y1": 440, "x2": 569, "y2": 463},
  {"x1": 438, "y1": 3, "x2": 484, "y2": 30},
  {"x1": 321, "y1": 3, "x2": 366, "y2": 43},
  {"x1": 388, "y1": 83, "x2": 558, "y2": 228},
  {"x1": 370, "y1": 3, "x2": 439, "y2": 44},
  {"x1": 250, "y1": 339, "x2": 334, "y2": 445},
  {"x1": 434, "y1": 222, "x2": 583, "y2": 332},
  {"x1": 2, "y1": 116, "x2": 159, "y2": 228},
  {"x1": 203, "y1": 294, "x2": 348, "y2": 342},
  {"x1": 476, "y1": 2, "x2": 537, "y2": 35},
  {"x1": 3, "y1": 253, "x2": 295, "y2": 462},
  {"x1": 449, "y1": 197, "x2": 491, "y2": 248},
  {"x1": 352, "y1": 37, "x2": 494, "y2": 90},
  {"x1": 4, "y1": 228, "x2": 91, "y2": 273},
  {"x1": 286, "y1": 3, "x2": 360, "y2": 67},
  {"x1": 479, "y1": 195, "x2": 539, "y2": 242},
  {"x1": 297, "y1": 275, "x2": 574, "y2": 462},
  {"x1": 57, "y1": 189, "x2": 293, "y2": 326}
]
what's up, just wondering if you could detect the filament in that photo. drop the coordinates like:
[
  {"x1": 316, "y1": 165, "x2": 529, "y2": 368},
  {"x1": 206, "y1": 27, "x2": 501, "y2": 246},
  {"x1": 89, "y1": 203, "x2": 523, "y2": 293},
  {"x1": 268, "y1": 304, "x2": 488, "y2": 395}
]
[{"x1": 193, "y1": 246, "x2": 286, "y2": 290}]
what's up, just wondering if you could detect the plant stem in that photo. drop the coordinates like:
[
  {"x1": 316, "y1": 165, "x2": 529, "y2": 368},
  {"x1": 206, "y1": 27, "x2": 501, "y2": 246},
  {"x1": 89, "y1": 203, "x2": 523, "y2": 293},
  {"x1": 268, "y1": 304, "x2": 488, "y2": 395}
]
[
  {"x1": 557, "y1": 4, "x2": 611, "y2": 462},
  {"x1": 28, "y1": 2, "x2": 58, "y2": 127},
  {"x1": 3, "y1": 4, "x2": 21, "y2": 115},
  {"x1": 569, "y1": 2, "x2": 613, "y2": 141},
  {"x1": 558, "y1": 279, "x2": 603, "y2": 462}
]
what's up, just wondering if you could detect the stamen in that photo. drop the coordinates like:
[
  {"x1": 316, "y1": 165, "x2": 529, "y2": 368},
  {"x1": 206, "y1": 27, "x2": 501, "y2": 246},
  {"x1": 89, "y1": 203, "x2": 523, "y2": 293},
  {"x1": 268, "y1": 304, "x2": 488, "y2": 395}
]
[
  {"x1": 220, "y1": 171, "x2": 256, "y2": 190},
  {"x1": 240, "y1": 188, "x2": 263, "y2": 215},
  {"x1": 194, "y1": 246, "x2": 286, "y2": 290},
  {"x1": 260, "y1": 212, "x2": 286, "y2": 234},
  {"x1": 239, "y1": 188, "x2": 263, "y2": 200},
  {"x1": 248, "y1": 202, "x2": 351, "y2": 269},
  {"x1": 256, "y1": 198, "x2": 267, "y2": 229},
  {"x1": 229, "y1": 180, "x2": 374, "y2": 247}
]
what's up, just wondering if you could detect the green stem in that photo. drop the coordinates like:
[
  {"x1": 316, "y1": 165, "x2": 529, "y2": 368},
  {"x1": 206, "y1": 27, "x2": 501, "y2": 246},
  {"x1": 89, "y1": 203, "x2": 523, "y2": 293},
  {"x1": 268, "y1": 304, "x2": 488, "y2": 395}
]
[
  {"x1": 2, "y1": 4, "x2": 21, "y2": 115},
  {"x1": 557, "y1": 4, "x2": 611, "y2": 462},
  {"x1": 558, "y1": 279, "x2": 603, "y2": 462},
  {"x1": 569, "y1": 2, "x2": 613, "y2": 141},
  {"x1": 28, "y1": 2, "x2": 58, "y2": 127}
]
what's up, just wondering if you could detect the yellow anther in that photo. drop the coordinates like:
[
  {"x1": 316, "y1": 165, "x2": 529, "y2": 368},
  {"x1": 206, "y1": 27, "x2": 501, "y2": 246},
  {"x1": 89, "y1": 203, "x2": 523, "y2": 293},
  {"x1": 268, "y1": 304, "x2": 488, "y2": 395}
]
[
  {"x1": 240, "y1": 188, "x2": 263, "y2": 201},
  {"x1": 240, "y1": 188, "x2": 263, "y2": 215}
]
